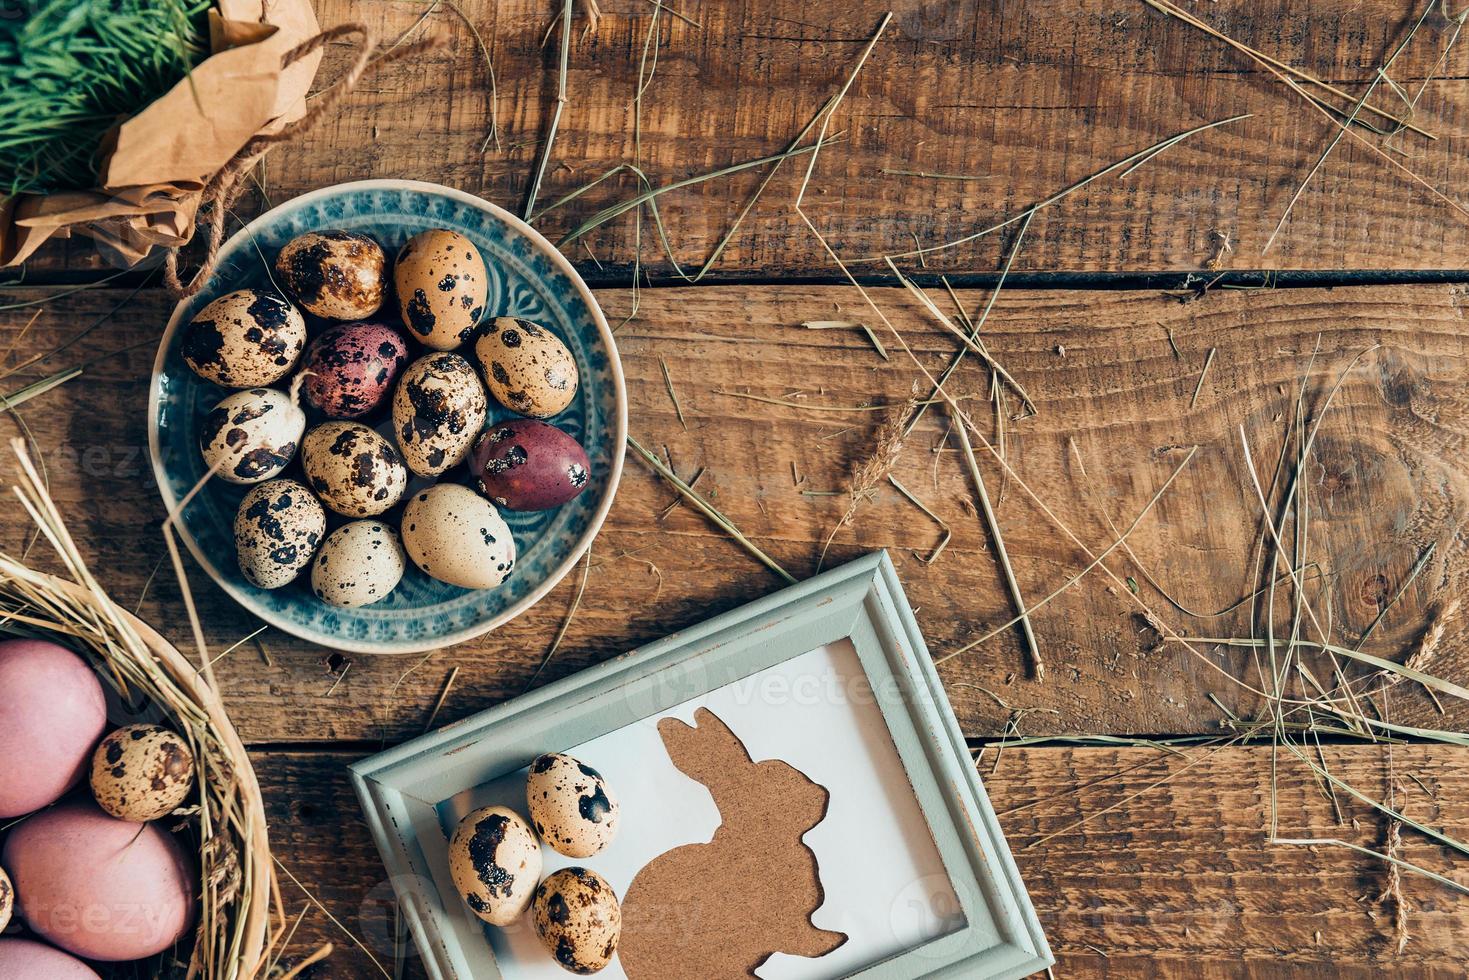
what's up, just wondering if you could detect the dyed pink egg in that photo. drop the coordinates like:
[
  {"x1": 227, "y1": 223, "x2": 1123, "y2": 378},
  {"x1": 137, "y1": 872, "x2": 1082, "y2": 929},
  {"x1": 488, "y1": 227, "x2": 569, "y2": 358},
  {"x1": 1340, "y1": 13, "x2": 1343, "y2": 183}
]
[
  {"x1": 3, "y1": 800, "x2": 197, "y2": 962},
  {"x1": 299, "y1": 322, "x2": 408, "y2": 418},
  {"x1": 0, "y1": 639, "x2": 106, "y2": 818},
  {"x1": 471, "y1": 419, "x2": 591, "y2": 511},
  {"x1": 0, "y1": 938, "x2": 101, "y2": 980}
]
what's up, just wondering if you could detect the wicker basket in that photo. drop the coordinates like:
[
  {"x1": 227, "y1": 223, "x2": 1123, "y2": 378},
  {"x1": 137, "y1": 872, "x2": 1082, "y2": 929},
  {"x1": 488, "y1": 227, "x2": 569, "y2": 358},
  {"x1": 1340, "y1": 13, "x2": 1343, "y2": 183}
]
[{"x1": 0, "y1": 444, "x2": 275, "y2": 978}]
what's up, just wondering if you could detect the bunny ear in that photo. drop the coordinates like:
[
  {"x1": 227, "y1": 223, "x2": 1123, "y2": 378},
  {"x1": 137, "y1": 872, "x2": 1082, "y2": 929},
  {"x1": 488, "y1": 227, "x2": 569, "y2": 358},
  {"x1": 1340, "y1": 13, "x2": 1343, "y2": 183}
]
[{"x1": 657, "y1": 708, "x2": 753, "y2": 787}]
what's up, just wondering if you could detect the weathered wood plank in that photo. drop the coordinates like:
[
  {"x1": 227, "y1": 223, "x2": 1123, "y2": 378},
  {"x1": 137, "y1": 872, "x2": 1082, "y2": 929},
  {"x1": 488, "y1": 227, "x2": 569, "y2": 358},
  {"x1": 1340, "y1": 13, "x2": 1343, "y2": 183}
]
[
  {"x1": 15, "y1": 0, "x2": 1469, "y2": 279},
  {"x1": 258, "y1": 744, "x2": 1469, "y2": 978},
  {"x1": 1, "y1": 282, "x2": 1466, "y2": 742}
]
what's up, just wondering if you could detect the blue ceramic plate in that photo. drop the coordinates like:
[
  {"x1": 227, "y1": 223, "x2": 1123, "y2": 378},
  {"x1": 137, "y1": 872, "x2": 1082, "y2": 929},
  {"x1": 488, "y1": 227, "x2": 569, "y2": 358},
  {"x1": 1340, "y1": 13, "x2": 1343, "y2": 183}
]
[{"x1": 149, "y1": 180, "x2": 626, "y2": 654}]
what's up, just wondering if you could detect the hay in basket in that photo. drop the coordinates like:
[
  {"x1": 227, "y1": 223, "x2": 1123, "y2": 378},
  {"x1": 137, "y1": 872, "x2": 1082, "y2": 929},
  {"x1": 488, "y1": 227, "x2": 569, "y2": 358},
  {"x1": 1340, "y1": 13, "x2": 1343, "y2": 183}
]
[{"x1": 0, "y1": 439, "x2": 278, "y2": 978}]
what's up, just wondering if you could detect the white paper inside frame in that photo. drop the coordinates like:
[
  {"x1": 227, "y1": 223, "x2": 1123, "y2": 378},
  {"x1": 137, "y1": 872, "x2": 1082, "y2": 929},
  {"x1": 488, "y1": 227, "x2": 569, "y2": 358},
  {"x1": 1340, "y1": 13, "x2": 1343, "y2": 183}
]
[{"x1": 438, "y1": 640, "x2": 966, "y2": 979}]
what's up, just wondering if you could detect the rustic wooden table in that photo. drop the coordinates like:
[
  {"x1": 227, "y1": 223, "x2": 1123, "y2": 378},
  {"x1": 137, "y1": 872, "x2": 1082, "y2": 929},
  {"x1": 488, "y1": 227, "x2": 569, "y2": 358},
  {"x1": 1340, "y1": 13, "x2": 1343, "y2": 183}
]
[{"x1": 6, "y1": 1, "x2": 1469, "y2": 976}]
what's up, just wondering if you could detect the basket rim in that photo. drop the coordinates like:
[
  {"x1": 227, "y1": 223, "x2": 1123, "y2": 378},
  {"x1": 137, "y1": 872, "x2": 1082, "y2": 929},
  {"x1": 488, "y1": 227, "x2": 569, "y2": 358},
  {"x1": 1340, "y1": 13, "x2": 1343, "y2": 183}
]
[{"x1": 33, "y1": 573, "x2": 273, "y2": 979}]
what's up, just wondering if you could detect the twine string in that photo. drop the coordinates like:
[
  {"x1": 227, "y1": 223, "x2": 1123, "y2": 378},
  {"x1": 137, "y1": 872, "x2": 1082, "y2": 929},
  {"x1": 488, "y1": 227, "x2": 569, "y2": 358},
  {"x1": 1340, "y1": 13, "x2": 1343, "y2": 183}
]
[{"x1": 164, "y1": 24, "x2": 437, "y2": 298}]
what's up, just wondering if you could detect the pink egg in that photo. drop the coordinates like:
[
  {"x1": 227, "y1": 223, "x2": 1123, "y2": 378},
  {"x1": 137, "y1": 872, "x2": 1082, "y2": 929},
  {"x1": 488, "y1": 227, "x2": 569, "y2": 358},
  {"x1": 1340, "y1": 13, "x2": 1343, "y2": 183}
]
[
  {"x1": 299, "y1": 321, "x2": 409, "y2": 418},
  {"x1": 0, "y1": 639, "x2": 107, "y2": 818},
  {"x1": 0, "y1": 938, "x2": 100, "y2": 980},
  {"x1": 3, "y1": 800, "x2": 197, "y2": 962}
]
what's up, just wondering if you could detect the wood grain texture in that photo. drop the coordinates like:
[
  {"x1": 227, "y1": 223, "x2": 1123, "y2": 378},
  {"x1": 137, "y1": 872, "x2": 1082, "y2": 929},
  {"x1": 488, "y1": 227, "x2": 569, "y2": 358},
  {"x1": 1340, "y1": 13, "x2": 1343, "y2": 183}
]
[
  {"x1": 2, "y1": 282, "x2": 1467, "y2": 742},
  {"x1": 259, "y1": 744, "x2": 1469, "y2": 978},
  {"x1": 17, "y1": 0, "x2": 1469, "y2": 279}
]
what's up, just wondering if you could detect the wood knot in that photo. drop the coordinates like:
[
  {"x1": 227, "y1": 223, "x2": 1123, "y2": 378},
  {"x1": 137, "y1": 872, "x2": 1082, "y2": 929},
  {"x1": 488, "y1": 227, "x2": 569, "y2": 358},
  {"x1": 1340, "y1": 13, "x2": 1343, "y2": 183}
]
[
  {"x1": 1379, "y1": 365, "x2": 1418, "y2": 409},
  {"x1": 1358, "y1": 574, "x2": 1391, "y2": 610}
]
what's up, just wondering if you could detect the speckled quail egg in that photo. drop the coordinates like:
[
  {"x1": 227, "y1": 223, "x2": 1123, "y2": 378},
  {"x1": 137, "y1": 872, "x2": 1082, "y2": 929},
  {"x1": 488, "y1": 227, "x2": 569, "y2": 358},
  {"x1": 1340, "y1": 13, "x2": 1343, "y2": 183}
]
[
  {"x1": 180, "y1": 289, "x2": 306, "y2": 388},
  {"x1": 301, "y1": 421, "x2": 408, "y2": 517},
  {"x1": 526, "y1": 753, "x2": 619, "y2": 858},
  {"x1": 275, "y1": 230, "x2": 387, "y2": 320},
  {"x1": 310, "y1": 520, "x2": 406, "y2": 607},
  {"x1": 200, "y1": 387, "x2": 305, "y2": 484},
  {"x1": 473, "y1": 420, "x2": 590, "y2": 511},
  {"x1": 393, "y1": 352, "x2": 488, "y2": 477},
  {"x1": 532, "y1": 867, "x2": 621, "y2": 974},
  {"x1": 401, "y1": 484, "x2": 515, "y2": 589},
  {"x1": 474, "y1": 317, "x2": 579, "y2": 418},
  {"x1": 0, "y1": 864, "x2": 12, "y2": 933},
  {"x1": 233, "y1": 479, "x2": 325, "y2": 588},
  {"x1": 88, "y1": 724, "x2": 196, "y2": 823},
  {"x1": 393, "y1": 229, "x2": 488, "y2": 350},
  {"x1": 448, "y1": 805, "x2": 542, "y2": 926},
  {"x1": 298, "y1": 321, "x2": 409, "y2": 419}
]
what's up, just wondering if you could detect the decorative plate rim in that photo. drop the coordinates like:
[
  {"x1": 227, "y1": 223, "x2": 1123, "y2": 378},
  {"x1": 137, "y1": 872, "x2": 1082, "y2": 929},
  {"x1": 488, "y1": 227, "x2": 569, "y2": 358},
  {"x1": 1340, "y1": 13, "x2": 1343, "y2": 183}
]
[{"x1": 147, "y1": 179, "x2": 627, "y2": 654}]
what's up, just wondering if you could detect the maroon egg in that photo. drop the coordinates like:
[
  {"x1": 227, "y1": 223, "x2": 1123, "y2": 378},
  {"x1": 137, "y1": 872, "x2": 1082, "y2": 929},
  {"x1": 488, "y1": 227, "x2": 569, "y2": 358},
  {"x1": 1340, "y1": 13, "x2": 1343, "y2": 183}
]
[
  {"x1": 472, "y1": 420, "x2": 590, "y2": 511},
  {"x1": 299, "y1": 322, "x2": 408, "y2": 418}
]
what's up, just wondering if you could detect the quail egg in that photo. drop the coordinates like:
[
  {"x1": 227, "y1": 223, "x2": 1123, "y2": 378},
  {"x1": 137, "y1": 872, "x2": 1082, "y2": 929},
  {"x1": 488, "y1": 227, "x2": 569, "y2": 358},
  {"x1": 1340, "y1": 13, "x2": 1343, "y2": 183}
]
[
  {"x1": 275, "y1": 230, "x2": 387, "y2": 320},
  {"x1": 0, "y1": 864, "x2": 11, "y2": 933},
  {"x1": 180, "y1": 288, "x2": 306, "y2": 388},
  {"x1": 310, "y1": 521, "x2": 406, "y2": 607},
  {"x1": 200, "y1": 387, "x2": 305, "y2": 484},
  {"x1": 232, "y1": 478, "x2": 325, "y2": 588},
  {"x1": 472, "y1": 419, "x2": 590, "y2": 511},
  {"x1": 393, "y1": 229, "x2": 488, "y2": 350},
  {"x1": 393, "y1": 352, "x2": 488, "y2": 477},
  {"x1": 532, "y1": 868, "x2": 621, "y2": 974},
  {"x1": 526, "y1": 753, "x2": 619, "y2": 858},
  {"x1": 448, "y1": 805, "x2": 542, "y2": 926},
  {"x1": 474, "y1": 317, "x2": 579, "y2": 418},
  {"x1": 401, "y1": 484, "x2": 515, "y2": 589},
  {"x1": 301, "y1": 421, "x2": 409, "y2": 517},
  {"x1": 298, "y1": 321, "x2": 409, "y2": 419},
  {"x1": 89, "y1": 724, "x2": 196, "y2": 823}
]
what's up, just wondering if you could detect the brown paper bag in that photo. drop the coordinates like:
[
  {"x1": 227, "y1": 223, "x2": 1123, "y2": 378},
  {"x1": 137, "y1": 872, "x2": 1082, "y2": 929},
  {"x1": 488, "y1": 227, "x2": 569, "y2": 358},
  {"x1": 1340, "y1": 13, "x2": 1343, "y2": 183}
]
[{"x1": 0, "y1": 0, "x2": 322, "y2": 268}]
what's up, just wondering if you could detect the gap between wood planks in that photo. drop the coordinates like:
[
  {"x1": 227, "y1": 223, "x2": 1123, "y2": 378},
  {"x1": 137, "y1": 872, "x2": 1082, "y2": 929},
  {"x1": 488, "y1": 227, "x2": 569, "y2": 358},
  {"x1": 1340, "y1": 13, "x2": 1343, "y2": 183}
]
[
  {"x1": 9, "y1": 267, "x2": 1469, "y2": 293},
  {"x1": 240, "y1": 728, "x2": 1469, "y2": 755}
]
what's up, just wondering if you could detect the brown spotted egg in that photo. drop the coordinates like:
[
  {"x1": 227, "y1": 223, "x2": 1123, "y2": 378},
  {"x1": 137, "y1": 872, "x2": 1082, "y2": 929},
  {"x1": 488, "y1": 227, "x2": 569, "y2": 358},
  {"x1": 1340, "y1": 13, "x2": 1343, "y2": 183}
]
[
  {"x1": 301, "y1": 421, "x2": 408, "y2": 517},
  {"x1": 275, "y1": 231, "x2": 387, "y2": 320},
  {"x1": 310, "y1": 521, "x2": 406, "y2": 607},
  {"x1": 0, "y1": 864, "x2": 11, "y2": 933},
  {"x1": 181, "y1": 288, "x2": 306, "y2": 388},
  {"x1": 448, "y1": 805, "x2": 542, "y2": 926},
  {"x1": 233, "y1": 479, "x2": 325, "y2": 589},
  {"x1": 200, "y1": 388, "x2": 305, "y2": 484},
  {"x1": 89, "y1": 724, "x2": 196, "y2": 822},
  {"x1": 532, "y1": 868, "x2": 621, "y2": 974},
  {"x1": 526, "y1": 753, "x2": 619, "y2": 858},
  {"x1": 393, "y1": 352, "x2": 488, "y2": 477},
  {"x1": 394, "y1": 229, "x2": 488, "y2": 351},
  {"x1": 401, "y1": 484, "x2": 515, "y2": 589},
  {"x1": 474, "y1": 317, "x2": 579, "y2": 418}
]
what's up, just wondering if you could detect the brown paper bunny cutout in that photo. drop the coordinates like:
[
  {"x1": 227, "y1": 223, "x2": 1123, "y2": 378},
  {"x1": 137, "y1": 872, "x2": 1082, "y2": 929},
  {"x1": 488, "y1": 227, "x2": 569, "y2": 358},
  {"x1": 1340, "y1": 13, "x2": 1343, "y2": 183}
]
[{"x1": 618, "y1": 707, "x2": 847, "y2": 978}]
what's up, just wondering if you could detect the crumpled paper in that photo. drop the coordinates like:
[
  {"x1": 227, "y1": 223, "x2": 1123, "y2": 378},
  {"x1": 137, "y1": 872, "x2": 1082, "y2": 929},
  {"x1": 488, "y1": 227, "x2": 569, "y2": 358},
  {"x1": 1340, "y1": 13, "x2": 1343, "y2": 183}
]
[{"x1": 0, "y1": 0, "x2": 322, "y2": 268}]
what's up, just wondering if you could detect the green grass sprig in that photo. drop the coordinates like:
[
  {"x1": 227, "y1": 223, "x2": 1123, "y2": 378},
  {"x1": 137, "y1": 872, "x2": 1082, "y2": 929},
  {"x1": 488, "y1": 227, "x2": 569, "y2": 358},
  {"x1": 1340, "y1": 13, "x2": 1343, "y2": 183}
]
[{"x1": 1, "y1": 0, "x2": 210, "y2": 196}]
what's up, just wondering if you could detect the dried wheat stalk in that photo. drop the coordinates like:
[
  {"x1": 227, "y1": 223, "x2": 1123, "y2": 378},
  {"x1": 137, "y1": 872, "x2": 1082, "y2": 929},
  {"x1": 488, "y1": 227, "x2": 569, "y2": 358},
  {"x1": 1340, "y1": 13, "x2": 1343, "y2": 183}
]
[
  {"x1": 1391, "y1": 596, "x2": 1459, "y2": 686},
  {"x1": 818, "y1": 385, "x2": 920, "y2": 569}
]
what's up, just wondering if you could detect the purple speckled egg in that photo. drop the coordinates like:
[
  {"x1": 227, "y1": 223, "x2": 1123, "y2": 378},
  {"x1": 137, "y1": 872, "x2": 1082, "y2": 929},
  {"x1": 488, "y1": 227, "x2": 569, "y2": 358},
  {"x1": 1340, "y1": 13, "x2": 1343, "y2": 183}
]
[
  {"x1": 299, "y1": 322, "x2": 408, "y2": 418},
  {"x1": 471, "y1": 419, "x2": 590, "y2": 511},
  {"x1": 3, "y1": 800, "x2": 197, "y2": 962},
  {"x1": 0, "y1": 639, "x2": 106, "y2": 819},
  {"x1": 0, "y1": 938, "x2": 101, "y2": 980}
]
